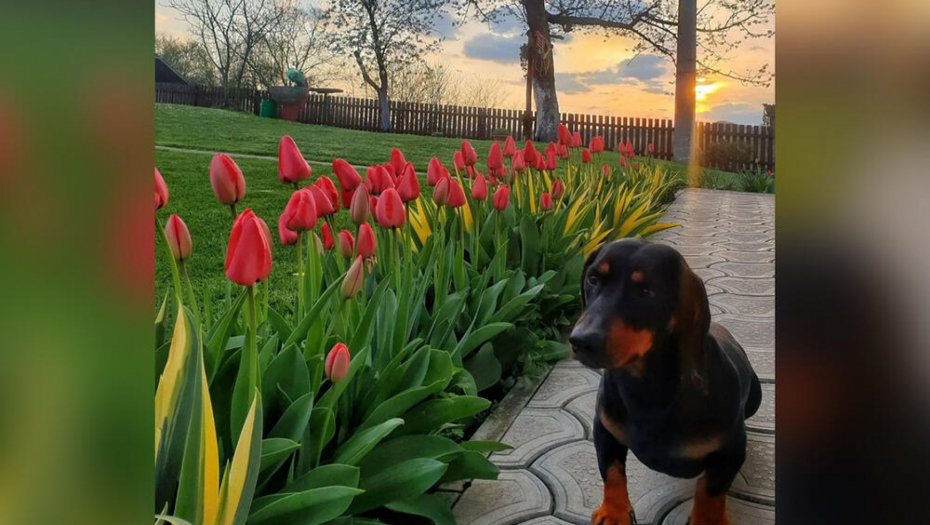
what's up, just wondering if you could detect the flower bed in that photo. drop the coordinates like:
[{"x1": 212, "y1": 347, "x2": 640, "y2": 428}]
[{"x1": 154, "y1": 126, "x2": 679, "y2": 525}]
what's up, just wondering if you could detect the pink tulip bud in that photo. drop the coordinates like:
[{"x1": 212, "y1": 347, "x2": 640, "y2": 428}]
[
  {"x1": 350, "y1": 185, "x2": 370, "y2": 225},
  {"x1": 342, "y1": 257, "x2": 364, "y2": 299},
  {"x1": 325, "y1": 342, "x2": 351, "y2": 381},
  {"x1": 164, "y1": 214, "x2": 192, "y2": 261}
]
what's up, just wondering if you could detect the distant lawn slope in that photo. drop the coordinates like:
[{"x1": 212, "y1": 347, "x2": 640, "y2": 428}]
[{"x1": 155, "y1": 104, "x2": 735, "y2": 184}]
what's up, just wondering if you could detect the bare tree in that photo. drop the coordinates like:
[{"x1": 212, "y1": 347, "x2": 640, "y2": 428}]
[
  {"x1": 459, "y1": 0, "x2": 774, "y2": 142},
  {"x1": 168, "y1": 0, "x2": 284, "y2": 101},
  {"x1": 322, "y1": 0, "x2": 448, "y2": 131},
  {"x1": 155, "y1": 34, "x2": 218, "y2": 85},
  {"x1": 245, "y1": 4, "x2": 343, "y2": 88}
]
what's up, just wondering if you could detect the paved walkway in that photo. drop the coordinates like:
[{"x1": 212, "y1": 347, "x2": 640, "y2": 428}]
[{"x1": 450, "y1": 189, "x2": 775, "y2": 525}]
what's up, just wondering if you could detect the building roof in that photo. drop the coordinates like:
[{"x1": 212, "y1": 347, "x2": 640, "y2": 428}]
[{"x1": 155, "y1": 55, "x2": 192, "y2": 85}]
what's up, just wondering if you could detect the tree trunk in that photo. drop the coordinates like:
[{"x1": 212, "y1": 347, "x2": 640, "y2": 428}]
[
  {"x1": 523, "y1": 0, "x2": 559, "y2": 143},
  {"x1": 672, "y1": 0, "x2": 697, "y2": 168},
  {"x1": 377, "y1": 87, "x2": 390, "y2": 132}
]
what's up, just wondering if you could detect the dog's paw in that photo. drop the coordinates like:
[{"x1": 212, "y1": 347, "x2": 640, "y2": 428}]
[{"x1": 591, "y1": 505, "x2": 636, "y2": 525}]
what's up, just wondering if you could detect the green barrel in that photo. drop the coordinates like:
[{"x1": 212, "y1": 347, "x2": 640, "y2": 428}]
[{"x1": 259, "y1": 99, "x2": 277, "y2": 118}]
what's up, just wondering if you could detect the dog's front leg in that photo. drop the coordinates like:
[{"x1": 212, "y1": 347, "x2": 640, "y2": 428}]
[
  {"x1": 592, "y1": 416, "x2": 635, "y2": 525},
  {"x1": 689, "y1": 446, "x2": 744, "y2": 525}
]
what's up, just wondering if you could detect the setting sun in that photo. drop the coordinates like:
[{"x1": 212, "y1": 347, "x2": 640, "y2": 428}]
[{"x1": 695, "y1": 81, "x2": 722, "y2": 100}]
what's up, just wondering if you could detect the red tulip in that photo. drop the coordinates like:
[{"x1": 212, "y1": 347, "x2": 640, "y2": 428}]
[
  {"x1": 427, "y1": 157, "x2": 444, "y2": 186},
  {"x1": 472, "y1": 173, "x2": 488, "y2": 200},
  {"x1": 492, "y1": 185, "x2": 510, "y2": 211},
  {"x1": 312, "y1": 232, "x2": 324, "y2": 254},
  {"x1": 767, "y1": 170, "x2": 774, "y2": 177},
  {"x1": 278, "y1": 135, "x2": 312, "y2": 185},
  {"x1": 620, "y1": 157, "x2": 628, "y2": 168},
  {"x1": 284, "y1": 188, "x2": 318, "y2": 232},
  {"x1": 225, "y1": 209, "x2": 272, "y2": 286},
  {"x1": 466, "y1": 166, "x2": 476, "y2": 179},
  {"x1": 337, "y1": 229, "x2": 355, "y2": 258},
  {"x1": 350, "y1": 185, "x2": 370, "y2": 224},
  {"x1": 487, "y1": 141, "x2": 504, "y2": 173},
  {"x1": 155, "y1": 167, "x2": 169, "y2": 210},
  {"x1": 315, "y1": 176, "x2": 340, "y2": 212},
  {"x1": 648, "y1": 143, "x2": 655, "y2": 154},
  {"x1": 382, "y1": 163, "x2": 397, "y2": 186},
  {"x1": 582, "y1": 148, "x2": 592, "y2": 163},
  {"x1": 365, "y1": 165, "x2": 392, "y2": 195},
  {"x1": 558, "y1": 124, "x2": 572, "y2": 147},
  {"x1": 164, "y1": 214, "x2": 192, "y2": 261},
  {"x1": 452, "y1": 150, "x2": 465, "y2": 171},
  {"x1": 634, "y1": 162, "x2": 640, "y2": 170},
  {"x1": 209, "y1": 154, "x2": 247, "y2": 205},
  {"x1": 512, "y1": 150, "x2": 526, "y2": 173},
  {"x1": 503, "y1": 136, "x2": 516, "y2": 157},
  {"x1": 461, "y1": 141, "x2": 477, "y2": 166},
  {"x1": 533, "y1": 152, "x2": 546, "y2": 171},
  {"x1": 333, "y1": 158, "x2": 362, "y2": 191},
  {"x1": 325, "y1": 343, "x2": 351, "y2": 381},
  {"x1": 278, "y1": 212, "x2": 298, "y2": 245},
  {"x1": 602, "y1": 164, "x2": 611, "y2": 176},
  {"x1": 342, "y1": 257, "x2": 364, "y2": 299},
  {"x1": 433, "y1": 177, "x2": 450, "y2": 206},
  {"x1": 540, "y1": 193, "x2": 553, "y2": 211},
  {"x1": 523, "y1": 141, "x2": 538, "y2": 165},
  {"x1": 625, "y1": 139, "x2": 634, "y2": 157},
  {"x1": 590, "y1": 136, "x2": 605, "y2": 153},
  {"x1": 545, "y1": 148, "x2": 557, "y2": 171},
  {"x1": 448, "y1": 179, "x2": 466, "y2": 208},
  {"x1": 310, "y1": 185, "x2": 336, "y2": 217},
  {"x1": 369, "y1": 195, "x2": 379, "y2": 214},
  {"x1": 396, "y1": 164, "x2": 420, "y2": 202},
  {"x1": 557, "y1": 143, "x2": 570, "y2": 160},
  {"x1": 375, "y1": 188, "x2": 405, "y2": 228},
  {"x1": 390, "y1": 147, "x2": 406, "y2": 177},
  {"x1": 357, "y1": 223, "x2": 376, "y2": 259},
  {"x1": 321, "y1": 222, "x2": 334, "y2": 250},
  {"x1": 572, "y1": 131, "x2": 583, "y2": 148},
  {"x1": 552, "y1": 179, "x2": 564, "y2": 200},
  {"x1": 340, "y1": 187, "x2": 354, "y2": 209}
]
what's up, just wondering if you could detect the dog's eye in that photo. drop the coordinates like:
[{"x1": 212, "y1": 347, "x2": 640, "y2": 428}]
[{"x1": 586, "y1": 273, "x2": 600, "y2": 287}]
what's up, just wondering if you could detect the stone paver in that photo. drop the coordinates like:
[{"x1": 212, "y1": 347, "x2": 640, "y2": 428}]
[{"x1": 454, "y1": 189, "x2": 775, "y2": 525}]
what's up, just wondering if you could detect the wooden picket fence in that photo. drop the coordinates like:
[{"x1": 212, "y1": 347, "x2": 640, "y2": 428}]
[{"x1": 156, "y1": 83, "x2": 774, "y2": 172}]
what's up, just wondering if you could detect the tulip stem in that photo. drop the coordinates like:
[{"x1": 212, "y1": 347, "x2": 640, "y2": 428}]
[
  {"x1": 156, "y1": 216, "x2": 184, "y2": 307},
  {"x1": 297, "y1": 232, "x2": 305, "y2": 318},
  {"x1": 230, "y1": 203, "x2": 237, "y2": 218},
  {"x1": 180, "y1": 261, "x2": 202, "y2": 327},
  {"x1": 247, "y1": 284, "x2": 259, "y2": 392}
]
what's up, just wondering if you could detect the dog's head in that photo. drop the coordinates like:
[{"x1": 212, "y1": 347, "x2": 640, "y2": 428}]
[{"x1": 569, "y1": 239, "x2": 710, "y2": 384}]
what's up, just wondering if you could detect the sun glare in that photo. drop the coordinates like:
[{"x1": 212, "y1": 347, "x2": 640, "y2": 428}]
[{"x1": 695, "y1": 82, "x2": 721, "y2": 100}]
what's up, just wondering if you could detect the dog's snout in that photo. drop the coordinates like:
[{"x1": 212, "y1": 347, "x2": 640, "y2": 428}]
[{"x1": 569, "y1": 326, "x2": 600, "y2": 355}]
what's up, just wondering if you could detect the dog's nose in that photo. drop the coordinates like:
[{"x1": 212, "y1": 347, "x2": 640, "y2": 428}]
[{"x1": 569, "y1": 327, "x2": 599, "y2": 355}]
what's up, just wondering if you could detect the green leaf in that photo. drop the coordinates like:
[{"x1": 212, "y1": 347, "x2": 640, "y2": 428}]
[
  {"x1": 360, "y1": 435, "x2": 464, "y2": 473},
  {"x1": 260, "y1": 438, "x2": 299, "y2": 474},
  {"x1": 385, "y1": 493, "x2": 455, "y2": 525},
  {"x1": 261, "y1": 345, "x2": 310, "y2": 425},
  {"x1": 303, "y1": 406, "x2": 335, "y2": 469},
  {"x1": 455, "y1": 322, "x2": 512, "y2": 359},
  {"x1": 358, "y1": 380, "x2": 443, "y2": 431},
  {"x1": 204, "y1": 290, "x2": 247, "y2": 381},
  {"x1": 489, "y1": 285, "x2": 544, "y2": 323},
  {"x1": 440, "y1": 451, "x2": 499, "y2": 482},
  {"x1": 284, "y1": 277, "x2": 342, "y2": 348},
  {"x1": 154, "y1": 341, "x2": 170, "y2": 389},
  {"x1": 347, "y1": 458, "x2": 447, "y2": 515},
  {"x1": 247, "y1": 486, "x2": 364, "y2": 525},
  {"x1": 154, "y1": 516, "x2": 193, "y2": 525},
  {"x1": 285, "y1": 463, "x2": 360, "y2": 493},
  {"x1": 519, "y1": 215, "x2": 541, "y2": 275},
  {"x1": 464, "y1": 344, "x2": 502, "y2": 392},
  {"x1": 394, "y1": 396, "x2": 490, "y2": 437},
  {"x1": 266, "y1": 307, "x2": 292, "y2": 343},
  {"x1": 333, "y1": 418, "x2": 404, "y2": 466},
  {"x1": 268, "y1": 392, "x2": 314, "y2": 442},
  {"x1": 348, "y1": 279, "x2": 390, "y2": 352},
  {"x1": 533, "y1": 340, "x2": 571, "y2": 362}
]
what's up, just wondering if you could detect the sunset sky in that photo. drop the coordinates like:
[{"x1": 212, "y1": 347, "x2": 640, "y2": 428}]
[{"x1": 156, "y1": 1, "x2": 775, "y2": 125}]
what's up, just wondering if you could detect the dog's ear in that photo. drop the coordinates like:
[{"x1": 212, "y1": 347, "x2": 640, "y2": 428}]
[
  {"x1": 670, "y1": 256, "x2": 711, "y2": 390},
  {"x1": 580, "y1": 245, "x2": 603, "y2": 307}
]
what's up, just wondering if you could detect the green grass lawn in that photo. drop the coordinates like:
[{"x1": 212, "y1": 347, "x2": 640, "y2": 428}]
[{"x1": 155, "y1": 104, "x2": 748, "y2": 313}]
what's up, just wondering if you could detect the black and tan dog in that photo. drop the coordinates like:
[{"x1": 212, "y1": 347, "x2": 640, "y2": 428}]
[{"x1": 569, "y1": 239, "x2": 761, "y2": 525}]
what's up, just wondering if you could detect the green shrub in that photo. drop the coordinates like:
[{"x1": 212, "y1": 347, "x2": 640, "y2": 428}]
[{"x1": 704, "y1": 140, "x2": 754, "y2": 172}]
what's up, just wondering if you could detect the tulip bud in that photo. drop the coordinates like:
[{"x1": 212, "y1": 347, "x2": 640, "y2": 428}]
[
  {"x1": 375, "y1": 188, "x2": 406, "y2": 228},
  {"x1": 333, "y1": 158, "x2": 362, "y2": 191},
  {"x1": 427, "y1": 157, "x2": 444, "y2": 186},
  {"x1": 512, "y1": 151, "x2": 526, "y2": 173},
  {"x1": 337, "y1": 230, "x2": 355, "y2": 258},
  {"x1": 314, "y1": 177, "x2": 340, "y2": 213},
  {"x1": 487, "y1": 141, "x2": 504, "y2": 173},
  {"x1": 539, "y1": 193, "x2": 553, "y2": 211},
  {"x1": 433, "y1": 177, "x2": 450, "y2": 206},
  {"x1": 472, "y1": 173, "x2": 488, "y2": 200},
  {"x1": 342, "y1": 254, "x2": 364, "y2": 298},
  {"x1": 285, "y1": 188, "x2": 318, "y2": 232},
  {"x1": 648, "y1": 143, "x2": 655, "y2": 154},
  {"x1": 523, "y1": 140, "x2": 538, "y2": 165},
  {"x1": 602, "y1": 165, "x2": 611, "y2": 177},
  {"x1": 155, "y1": 167, "x2": 169, "y2": 210},
  {"x1": 558, "y1": 143, "x2": 570, "y2": 160},
  {"x1": 545, "y1": 148, "x2": 557, "y2": 171},
  {"x1": 552, "y1": 179, "x2": 564, "y2": 200},
  {"x1": 633, "y1": 162, "x2": 640, "y2": 170},
  {"x1": 325, "y1": 342, "x2": 351, "y2": 381},
  {"x1": 452, "y1": 150, "x2": 465, "y2": 171},
  {"x1": 165, "y1": 214, "x2": 192, "y2": 261},
  {"x1": 572, "y1": 131, "x2": 583, "y2": 148},
  {"x1": 321, "y1": 222, "x2": 335, "y2": 250},
  {"x1": 210, "y1": 154, "x2": 247, "y2": 206},
  {"x1": 350, "y1": 185, "x2": 370, "y2": 224},
  {"x1": 461, "y1": 141, "x2": 477, "y2": 166},
  {"x1": 310, "y1": 185, "x2": 336, "y2": 217},
  {"x1": 369, "y1": 195, "x2": 379, "y2": 214},
  {"x1": 390, "y1": 148, "x2": 407, "y2": 177},
  {"x1": 492, "y1": 185, "x2": 511, "y2": 211},
  {"x1": 340, "y1": 187, "x2": 354, "y2": 209},
  {"x1": 313, "y1": 232, "x2": 324, "y2": 254},
  {"x1": 226, "y1": 209, "x2": 272, "y2": 286},
  {"x1": 278, "y1": 135, "x2": 312, "y2": 185},
  {"x1": 396, "y1": 163, "x2": 420, "y2": 202},
  {"x1": 503, "y1": 135, "x2": 516, "y2": 157},
  {"x1": 582, "y1": 148, "x2": 592, "y2": 163},
  {"x1": 357, "y1": 223, "x2": 376, "y2": 259},
  {"x1": 278, "y1": 212, "x2": 298, "y2": 245},
  {"x1": 557, "y1": 124, "x2": 571, "y2": 147},
  {"x1": 448, "y1": 179, "x2": 466, "y2": 208}
]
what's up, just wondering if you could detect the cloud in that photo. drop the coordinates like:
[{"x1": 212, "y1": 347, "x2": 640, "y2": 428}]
[
  {"x1": 487, "y1": 8, "x2": 523, "y2": 34},
  {"x1": 699, "y1": 103, "x2": 764, "y2": 125},
  {"x1": 432, "y1": 9, "x2": 458, "y2": 41},
  {"x1": 555, "y1": 73, "x2": 591, "y2": 95},
  {"x1": 580, "y1": 54, "x2": 670, "y2": 85},
  {"x1": 462, "y1": 34, "x2": 524, "y2": 63}
]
